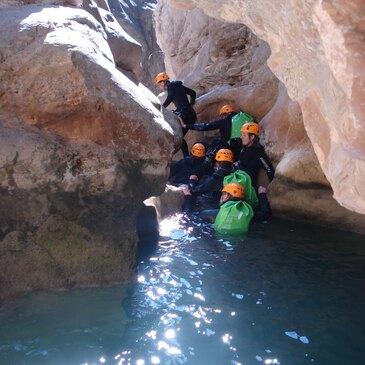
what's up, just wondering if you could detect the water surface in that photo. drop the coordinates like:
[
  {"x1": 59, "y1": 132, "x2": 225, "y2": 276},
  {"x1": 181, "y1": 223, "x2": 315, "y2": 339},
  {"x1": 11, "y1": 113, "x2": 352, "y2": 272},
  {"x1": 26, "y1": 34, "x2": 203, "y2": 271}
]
[{"x1": 0, "y1": 215, "x2": 364, "y2": 365}]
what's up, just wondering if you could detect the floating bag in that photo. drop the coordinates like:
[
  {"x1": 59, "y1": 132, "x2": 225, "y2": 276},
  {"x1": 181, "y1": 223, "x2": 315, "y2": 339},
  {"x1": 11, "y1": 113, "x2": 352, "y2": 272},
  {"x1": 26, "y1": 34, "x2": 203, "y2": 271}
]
[
  {"x1": 223, "y1": 170, "x2": 258, "y2": 208},
  {"x1": 214, "y1": 200, "x2": 254, "y2": 234},
  {"x1": 230, "y1": 112, "x2": 254, "y2": 140}
]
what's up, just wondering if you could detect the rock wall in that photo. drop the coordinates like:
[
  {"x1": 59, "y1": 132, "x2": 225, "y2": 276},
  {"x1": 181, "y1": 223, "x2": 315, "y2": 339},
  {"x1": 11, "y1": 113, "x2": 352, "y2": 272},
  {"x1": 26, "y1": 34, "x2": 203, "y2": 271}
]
[
  {"x1": 108, "y1": 0, "x2": 165, "y2": 91},
  {"x1": 0, "y1": 3, "x2": 181, "y2": 301},
  {"x1": 155, "y1": 0, "x2": 365, "y2": 232}
]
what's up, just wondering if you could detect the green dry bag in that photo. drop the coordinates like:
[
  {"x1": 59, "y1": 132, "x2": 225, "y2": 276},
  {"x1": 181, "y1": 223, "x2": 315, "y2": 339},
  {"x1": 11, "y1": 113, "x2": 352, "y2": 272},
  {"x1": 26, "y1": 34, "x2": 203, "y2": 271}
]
[
  {"x1": 223, "y1": 170, "x2": 258, "y2": 208},
  {"x1": 214, "y1": 200, "x2": 254, "y2": 234},
  {"x1": 230, "y1": 112, "x2": 254, "y2": 139}
]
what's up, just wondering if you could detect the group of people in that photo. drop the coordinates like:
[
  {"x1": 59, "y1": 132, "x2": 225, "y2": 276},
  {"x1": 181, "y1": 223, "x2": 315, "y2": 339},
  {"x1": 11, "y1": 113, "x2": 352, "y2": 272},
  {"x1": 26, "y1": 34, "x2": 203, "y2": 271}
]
[{"x1": 155, "y1": 72, "x2": 275, "y2": 234}]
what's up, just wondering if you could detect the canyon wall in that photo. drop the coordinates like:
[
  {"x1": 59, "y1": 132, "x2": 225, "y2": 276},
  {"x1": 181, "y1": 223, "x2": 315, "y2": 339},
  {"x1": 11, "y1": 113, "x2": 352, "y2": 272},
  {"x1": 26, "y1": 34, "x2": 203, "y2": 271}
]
[{"x1": 155, "y1": 0, "x2": 365, "y2": 231}]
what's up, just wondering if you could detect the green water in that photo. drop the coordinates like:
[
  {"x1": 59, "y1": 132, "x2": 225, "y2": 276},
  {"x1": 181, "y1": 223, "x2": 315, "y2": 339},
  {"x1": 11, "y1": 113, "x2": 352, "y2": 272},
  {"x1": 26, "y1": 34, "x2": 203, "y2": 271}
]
[{"x1": 0, "y1": 215, "x2": 364, "y2": 365}]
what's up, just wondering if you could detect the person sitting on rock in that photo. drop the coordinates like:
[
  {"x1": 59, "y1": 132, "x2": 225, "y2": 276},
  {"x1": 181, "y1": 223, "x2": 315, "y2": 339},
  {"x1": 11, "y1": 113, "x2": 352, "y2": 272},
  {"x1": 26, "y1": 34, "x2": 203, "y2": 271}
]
[
  {"x1": 179, "y1": 104, "x2": 237, "y2": 145},
  {"x1": 237, "y1": 122, "x2": 275, "y2": 188},
  {"x1": 182, "y1": 148, "x2": 234, "y2": 211},
  {"x1": 155, "y1": 72, "x2": 197, "y2": 157},
  {"x1": 199, "y1": 183, "x2": 272, "y2": 234},
  {"x1": 169, "y1": 143, "x2": 211, "y2": 186}
]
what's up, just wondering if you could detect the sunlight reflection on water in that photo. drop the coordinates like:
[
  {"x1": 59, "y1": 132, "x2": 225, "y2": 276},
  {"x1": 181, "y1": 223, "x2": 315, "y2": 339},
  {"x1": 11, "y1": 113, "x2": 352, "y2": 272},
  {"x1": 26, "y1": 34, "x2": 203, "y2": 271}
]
[{"x1": 0, "y1": 215, "x2": 364, "y2": 365}]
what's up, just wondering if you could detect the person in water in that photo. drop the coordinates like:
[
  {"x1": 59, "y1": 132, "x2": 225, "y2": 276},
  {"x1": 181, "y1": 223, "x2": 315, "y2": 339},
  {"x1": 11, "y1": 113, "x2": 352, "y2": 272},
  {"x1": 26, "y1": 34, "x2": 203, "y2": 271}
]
[
  {"x1": 179, "y1": 104, "x2": 237, "y2": 145},
  {"x1": 237, "y1": 122, "x2": 275, "y2": 188},
  {"x1": 182, "y1": 148, "x2": 234, "y2": 211},
  {"x1": 155, "y1": 72, "x2": 197, "y2": 157},
  {"x1": 200, "y1": 183, "x2": 272, "y2": 234},
  {"x1": 169, "y1": 143, "x2": 210, "y2": 186}
]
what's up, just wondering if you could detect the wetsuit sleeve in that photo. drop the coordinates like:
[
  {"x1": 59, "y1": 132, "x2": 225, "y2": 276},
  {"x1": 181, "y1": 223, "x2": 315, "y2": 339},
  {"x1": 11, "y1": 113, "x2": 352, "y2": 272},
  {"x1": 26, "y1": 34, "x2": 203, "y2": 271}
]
[
  {"x1": 259, "y1": 152, "x2": 275, "y2": 182},
  {"x1": 162, "y1": 84, "x2": 174, "y2": 108},
  {"x1": 190, "y1": 176, "x2": 217, "y2": 195},
  {"x1": 253, "y1": 193, "x2": 272, "y2": 220},
  {"x1": 183, "y1": 86, "x2": 196, "y2": 105},
  {"x1": 186, "y1": 117, "x2": 226, "y2": 131},
  {"x1": 195, "y1": 162, "x2": 214, "y2": 179},
  {"x1": 198, "y1": 209, "x2": 219, "y2": 223}
]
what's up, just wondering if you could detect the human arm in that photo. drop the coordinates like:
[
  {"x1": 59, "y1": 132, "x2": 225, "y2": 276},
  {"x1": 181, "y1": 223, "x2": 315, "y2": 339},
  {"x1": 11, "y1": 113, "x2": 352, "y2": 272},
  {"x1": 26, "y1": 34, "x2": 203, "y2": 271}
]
[
  {"x1": 162, "y1": 84, "x2": 174, "y2": 108},
  {"x1": 185, "y1": 117, "x2": 227, "y2": 131},
  {"x1": 183, "y1": 86, "x2": 196, "y2": 105},
  {"x1": 258, "y1": 152, "x2": 275, "y2": 182},
  {"x1": 189, "y1": 176, "x2": 218, "y2": 195},
  {"x1": 253, "y1": 187, "x2": 272, "y2": 220}
]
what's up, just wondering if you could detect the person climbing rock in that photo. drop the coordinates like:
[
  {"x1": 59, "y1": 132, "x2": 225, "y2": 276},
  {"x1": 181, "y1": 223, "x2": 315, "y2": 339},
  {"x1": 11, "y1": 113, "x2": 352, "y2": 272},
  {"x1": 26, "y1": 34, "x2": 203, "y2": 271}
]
[
  {"x1": 179, "y1": 104, "x2": 237, "y2": 145},
  {"x1": 155, "y1": 72, "x2": 197, "y2": 157},
  {"x1": 237, "y1": 122, "x2": 275, "y2": 188},
  {"x1": 169, "y1": 143, "x2": 211, "y2": 186},
  {"x1": 182, "y1": 148, "x2": 234, "y2": 211},
  {"x1": 199, "y1": 183, "x2": 272, "y2": 234}
]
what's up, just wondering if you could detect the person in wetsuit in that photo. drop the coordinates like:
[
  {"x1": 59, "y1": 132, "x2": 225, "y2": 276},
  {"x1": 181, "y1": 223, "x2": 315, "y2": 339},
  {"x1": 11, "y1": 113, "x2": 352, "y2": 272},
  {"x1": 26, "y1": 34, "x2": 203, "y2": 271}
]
[
  {"x1": 155, "y1": 72, "x2": 197, "y2": 157},
  {"x1": 182, "y1": 148, "x2": 234, "y2": 211},
  {"x1": 169, "y1": 143, "x2": 211, "y2": 186},
  {"x1": 179, "y1": 104, "x2": 237, "y2": 144},
  {"x1": 237, "y1": 122, "x2": 275, "y2": 188},
  {"x1": 199, "y1": 184, "x2": 272, "y2": 228}
]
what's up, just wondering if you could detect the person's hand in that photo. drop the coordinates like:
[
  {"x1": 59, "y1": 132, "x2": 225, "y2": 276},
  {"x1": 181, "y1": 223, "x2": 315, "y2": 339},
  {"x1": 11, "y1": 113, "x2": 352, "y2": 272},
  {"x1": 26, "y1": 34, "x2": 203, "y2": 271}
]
[
  {"x1": 181, "y1": 185, "x2": 192, "y2": 196},
  {"x1": 189, "y1": 175, "x2": 198, "y2": 181},
  {"x1": 258, "y1": 186, "x2": 267, "y2": 194}
]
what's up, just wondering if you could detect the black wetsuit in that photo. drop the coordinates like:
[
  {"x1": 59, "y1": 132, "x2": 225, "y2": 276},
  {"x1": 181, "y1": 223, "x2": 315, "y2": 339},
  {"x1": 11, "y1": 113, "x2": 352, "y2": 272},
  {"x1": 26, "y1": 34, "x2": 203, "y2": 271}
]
[
  {"x1": 183, "y1": 166, "x2": 232, "y2": 211},
  {"x1": 169, "y1": 156, "x2": 205, "y2": 185},
  {"x1": 163, "y1": 81, "x2": 197, "y2": 157},
  {"x1": 238, "y1": 140, "x2": 275, "y2": 187},
  {"x1": 185, "y1": 112, "x2": 237, "y2": 143}
]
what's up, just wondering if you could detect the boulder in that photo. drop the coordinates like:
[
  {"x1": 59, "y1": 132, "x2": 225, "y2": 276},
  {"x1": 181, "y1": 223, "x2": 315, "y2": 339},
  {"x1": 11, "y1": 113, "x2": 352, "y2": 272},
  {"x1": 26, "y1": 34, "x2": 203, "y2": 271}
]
[{"x1": 0, "y1": 4, "x2": 181, "y2": 301}]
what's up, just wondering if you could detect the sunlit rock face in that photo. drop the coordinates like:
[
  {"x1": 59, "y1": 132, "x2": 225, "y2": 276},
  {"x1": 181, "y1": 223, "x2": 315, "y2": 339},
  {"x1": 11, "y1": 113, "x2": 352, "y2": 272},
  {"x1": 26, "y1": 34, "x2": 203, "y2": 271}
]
[
  {"x1": 162, "y1": 0, "x2": 365, "y2": 217},
  {"x1": 82, "y1": 0, "x2": 144, "y2": 81},
  {"x1": 0, "y1": 0, "x2": 82, "y2": 7},
  {"x1": 0, "y1": 4, "x2": 181, "y2": 301},
  {"x1": 109, "y1": 0, "x2": 165, "y2": 91}
]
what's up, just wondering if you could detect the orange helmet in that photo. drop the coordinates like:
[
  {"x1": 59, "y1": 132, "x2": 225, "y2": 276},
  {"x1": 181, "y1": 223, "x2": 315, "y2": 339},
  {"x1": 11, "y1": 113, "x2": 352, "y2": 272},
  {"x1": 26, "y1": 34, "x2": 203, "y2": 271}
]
[
  {"x1": 191, "y1": 143, "x2": 205, "y2": 157},
  {"x1": 215, "y1": 149, "x2": 234, "y2": 163},
  {"x1": 241, "y1": 122, "x2": 260, "y2": 136},
  {"x1": 155, "y1": 72, "x2": 169, "y2": 84},
  {"x1": 219, "y1": 104, "x2": 235, "y2": 115},
  {"x1": 222, "y1": 183, "x2": 245, "y2": 199}
]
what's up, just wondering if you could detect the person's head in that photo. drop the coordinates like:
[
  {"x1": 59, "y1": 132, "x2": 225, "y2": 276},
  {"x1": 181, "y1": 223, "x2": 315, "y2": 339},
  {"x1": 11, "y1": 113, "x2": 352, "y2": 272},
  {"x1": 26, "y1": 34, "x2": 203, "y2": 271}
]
[
  {"x1": 155, "y1": 72, "x2": 170, "y2": 90},
  {"x1": 220, "y1": 182, "x2": 245, "y2": 204},
  {"x1": 241, "y1": 122, "x2": 260, "y2": 147},
  {"x1": 215, "y1": 148, "x2": 234, "y2": 170},
  {"x1": 191, "y1": 143, "x2": 206, "y2": 158},
  {"x1": 219, "y1": 104, "x2": 235, "y2": 118}
]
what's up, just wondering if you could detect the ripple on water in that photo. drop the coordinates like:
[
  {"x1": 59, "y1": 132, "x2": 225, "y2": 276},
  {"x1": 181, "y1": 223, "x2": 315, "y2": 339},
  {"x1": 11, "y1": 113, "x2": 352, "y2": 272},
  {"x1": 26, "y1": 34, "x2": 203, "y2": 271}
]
[{"x1": 0, "y1": 216, "x2": 364, "y2": 365}]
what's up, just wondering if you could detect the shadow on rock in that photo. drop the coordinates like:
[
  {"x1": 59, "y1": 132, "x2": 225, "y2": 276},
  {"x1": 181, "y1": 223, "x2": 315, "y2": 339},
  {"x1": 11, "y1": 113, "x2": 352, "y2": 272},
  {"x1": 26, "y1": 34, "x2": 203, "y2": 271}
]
[{"x1": 136, "y1": 204, "x2": 159, "y2": 261}]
